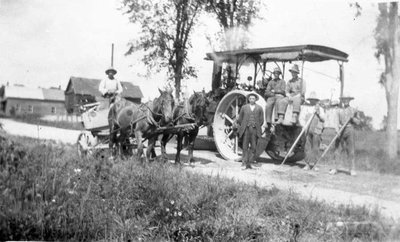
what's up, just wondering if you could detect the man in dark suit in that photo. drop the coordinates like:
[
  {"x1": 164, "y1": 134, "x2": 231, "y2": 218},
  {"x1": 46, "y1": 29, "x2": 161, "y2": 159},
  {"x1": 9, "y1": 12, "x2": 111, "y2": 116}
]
[{"x1": 237, "y1": 93, "x2": 264, "y2": 169}]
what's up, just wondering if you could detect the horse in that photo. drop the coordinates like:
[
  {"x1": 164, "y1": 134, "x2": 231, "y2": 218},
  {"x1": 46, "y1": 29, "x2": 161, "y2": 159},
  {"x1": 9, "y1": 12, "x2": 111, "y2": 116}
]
[
  {"x1": 160, "y1": 91, "x2": 209, "y2": 164},
  {"x1": 108, "y1": 89, "x2": 175, "y2": 161}
]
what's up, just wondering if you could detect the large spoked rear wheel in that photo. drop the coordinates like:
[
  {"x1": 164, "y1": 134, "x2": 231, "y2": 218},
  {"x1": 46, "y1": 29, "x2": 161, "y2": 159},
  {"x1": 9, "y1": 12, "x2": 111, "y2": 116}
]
[
  {"x1": 213, "y1": 90, "x2": 266, "y2": 160},
  {"x1": 265, "y1": 124, "x2": 306, "y2": 163}
]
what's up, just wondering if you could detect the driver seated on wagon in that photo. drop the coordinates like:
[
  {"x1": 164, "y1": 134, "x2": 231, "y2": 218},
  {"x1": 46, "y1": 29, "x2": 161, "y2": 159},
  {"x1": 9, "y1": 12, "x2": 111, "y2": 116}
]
[{"x1": 98, "y1": 66, "x2": 123, "y2": 105}]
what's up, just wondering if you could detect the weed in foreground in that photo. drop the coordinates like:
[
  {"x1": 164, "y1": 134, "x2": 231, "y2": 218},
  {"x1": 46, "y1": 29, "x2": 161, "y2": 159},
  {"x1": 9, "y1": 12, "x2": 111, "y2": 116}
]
[{"x1": 0, "y1": 134, "x2": 399, "y2": 241}]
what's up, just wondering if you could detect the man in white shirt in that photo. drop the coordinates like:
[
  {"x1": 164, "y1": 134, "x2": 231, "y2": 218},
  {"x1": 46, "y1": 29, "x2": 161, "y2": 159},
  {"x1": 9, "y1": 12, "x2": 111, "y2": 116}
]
[
  {"x1": 99, "y1": 67, "x2": 123, "y2": 102},
  {"x1": 303, "y1": 91, "x2": 325, "y2": 170}
]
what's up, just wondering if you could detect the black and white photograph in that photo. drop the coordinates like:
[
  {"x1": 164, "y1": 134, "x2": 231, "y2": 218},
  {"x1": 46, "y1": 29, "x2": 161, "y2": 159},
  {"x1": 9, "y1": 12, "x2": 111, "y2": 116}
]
[{"x1": 0, "y1": 0, "x2": 399, "y2": 240}]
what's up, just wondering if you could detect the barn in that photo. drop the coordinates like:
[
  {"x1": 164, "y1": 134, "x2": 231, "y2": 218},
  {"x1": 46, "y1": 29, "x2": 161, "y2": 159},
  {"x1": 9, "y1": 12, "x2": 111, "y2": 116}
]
[
  {"x1": 65, "y1": 77, "x2": 143, "y2": 114},
  {"x1": 0, "y1": 85, "x2": 66, "y2": 116}
]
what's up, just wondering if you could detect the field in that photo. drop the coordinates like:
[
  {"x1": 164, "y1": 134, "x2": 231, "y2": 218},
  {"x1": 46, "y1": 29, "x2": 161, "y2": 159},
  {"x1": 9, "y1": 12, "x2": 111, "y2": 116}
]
[
  {"x1": 1, "y1": 132, "x2": 399, "y2": 241},
  {"x1": 313, "y1": 129, "x2": 400, "y2": 175}
]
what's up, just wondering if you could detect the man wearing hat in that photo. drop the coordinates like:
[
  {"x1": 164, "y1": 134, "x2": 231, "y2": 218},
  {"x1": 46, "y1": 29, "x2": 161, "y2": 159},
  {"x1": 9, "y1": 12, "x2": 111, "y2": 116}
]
[
  {"x1": 264, "y1": 67, "x2": 286, "y2": 125},
  {"x1": 277, "y1": 64, "x2": 306, "y2": 124},
  {"x1": 236, "y1": 92, "x2": 264, "y2": 169},
  {"x1": 99, "y1": 67, "x2": 123, "y2": 103},
  {"x1": 329, "y1": 93, "x2": 360, "y2": 176},
  {"x1": 303, "y1": 91, "x2": 325, "y2": 170}
]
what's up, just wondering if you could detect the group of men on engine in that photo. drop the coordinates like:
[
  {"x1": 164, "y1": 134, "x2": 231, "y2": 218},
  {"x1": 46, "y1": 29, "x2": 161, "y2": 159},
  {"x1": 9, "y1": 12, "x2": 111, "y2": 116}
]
[
  {"x1": 236, "y1": 63, "x2": 360, "y2": 175},
  {"x1": 264, "y1": 64, "x2": 305, "y2": 126}
]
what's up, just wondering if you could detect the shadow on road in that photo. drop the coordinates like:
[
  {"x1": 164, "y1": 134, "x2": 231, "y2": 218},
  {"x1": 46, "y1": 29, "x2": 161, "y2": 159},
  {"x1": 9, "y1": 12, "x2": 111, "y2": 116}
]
[{"x1": 164, "y1": 153, "x2": 213, "y2": 165}]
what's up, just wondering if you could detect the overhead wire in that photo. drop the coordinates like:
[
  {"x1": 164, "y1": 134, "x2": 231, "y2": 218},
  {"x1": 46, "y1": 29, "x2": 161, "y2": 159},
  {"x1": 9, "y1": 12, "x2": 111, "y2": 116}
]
[{"x1": 302, "y1": 66, "x2": 339, "y2": 81}]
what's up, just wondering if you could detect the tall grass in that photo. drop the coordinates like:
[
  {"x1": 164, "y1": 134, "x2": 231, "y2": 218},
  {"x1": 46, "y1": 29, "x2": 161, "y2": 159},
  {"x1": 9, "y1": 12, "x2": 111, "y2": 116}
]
[
  {"x1": 311, "y1": 129, "x2": 400, "y2": 175},
  {"x1": 0, "y1": 134, "x2": 399, "y2": 241}
]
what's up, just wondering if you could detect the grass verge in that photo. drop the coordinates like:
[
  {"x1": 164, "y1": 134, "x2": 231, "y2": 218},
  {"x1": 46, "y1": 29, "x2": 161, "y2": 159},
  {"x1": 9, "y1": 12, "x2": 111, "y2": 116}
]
[
  {"x1": 0, "y1": 134, "x2": 399, "y2": 241},
  {"x1": 308, "y1": 129, "x2": 400, "y2": 175}
]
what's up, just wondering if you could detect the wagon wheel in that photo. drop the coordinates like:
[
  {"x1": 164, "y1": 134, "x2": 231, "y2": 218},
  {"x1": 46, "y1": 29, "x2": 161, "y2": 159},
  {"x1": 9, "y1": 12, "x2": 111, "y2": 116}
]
[
  {"x1": 76, "y1": 131, "x2": 99, "y2": 158},
  {"x1": 77, "y1": 132, "x2": 91, "y2": 158},
  {"x1": 265, "y1": 124, "x2": 306, "y2": 163},
  {"x1": 213, "y1": 90, "x2": 267, "y2": 160}
]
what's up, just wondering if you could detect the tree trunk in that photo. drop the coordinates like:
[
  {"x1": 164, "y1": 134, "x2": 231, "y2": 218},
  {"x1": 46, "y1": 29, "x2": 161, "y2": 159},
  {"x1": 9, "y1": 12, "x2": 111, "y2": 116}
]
[
  {"x1": 175, "y1": 59, "x2": 183, "y2": 100},
  {"x1": 175, "y1": 74, "x2": 181, "y2": 100},
  {"x1": 384, "y1": 2, "x2": 400, "y2": 159},
  {"x1": 385, "y1": 73, "x2": 399, "y2": 159}
]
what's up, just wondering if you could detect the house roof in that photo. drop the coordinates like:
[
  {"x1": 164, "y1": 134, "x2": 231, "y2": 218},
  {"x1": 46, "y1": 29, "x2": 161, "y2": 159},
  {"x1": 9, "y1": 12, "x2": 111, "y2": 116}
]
[
  {"x1": 42, "y1": 88, "x2": 65, "y2": 101},
  {"x1": 0, "y1": 85, "x2": 64, "y2": 102},
  {"x1": 66, "y1": 76, "x2": 143, "y2": 99}
]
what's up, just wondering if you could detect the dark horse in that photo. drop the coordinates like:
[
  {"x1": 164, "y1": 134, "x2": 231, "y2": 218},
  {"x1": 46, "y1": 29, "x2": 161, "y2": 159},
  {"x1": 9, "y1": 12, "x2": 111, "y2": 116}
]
[
  {"x1": 108, "y1": 89, "x2": 175, "y2": 161},
  {"x1": 160, "y1": 91, "x2": 209, "y2": 164}
]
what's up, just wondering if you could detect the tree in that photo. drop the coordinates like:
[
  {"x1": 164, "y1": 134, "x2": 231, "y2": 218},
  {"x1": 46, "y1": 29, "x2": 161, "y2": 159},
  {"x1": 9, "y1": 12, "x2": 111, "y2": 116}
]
[
  {"x1": 374, "y1": 2, "x2": 400, "y2": 159},
  {"x1": 381, "y1": 115, "x2": 388, "y2": 131},
  {"x1": 205, "y1": 0, "x2": 264, "y2": 50},
  {"x1": 121, "y1": 0, "x2": 203, "y2": 99}
]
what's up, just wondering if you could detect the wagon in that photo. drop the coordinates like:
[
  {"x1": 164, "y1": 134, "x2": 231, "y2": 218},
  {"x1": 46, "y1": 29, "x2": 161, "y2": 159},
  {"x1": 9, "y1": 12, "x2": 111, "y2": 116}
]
[
  {"x1": 76, "y1": 99, "x2": 197, "y2": 157},
  {"x1": 205, "y1": 45, "x2": 349, "y2": 163},
  {"x1": 76, "y1": 101, "x2": 112, "y2": 157}
]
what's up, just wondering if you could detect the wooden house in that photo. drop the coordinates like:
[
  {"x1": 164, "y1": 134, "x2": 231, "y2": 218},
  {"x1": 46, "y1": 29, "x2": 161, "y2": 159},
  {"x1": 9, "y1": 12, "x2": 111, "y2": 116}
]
[
  {"x1": 64, "y1": 77, "x2": 143, "y2": 113},
  {"x1": 0, "y1": 85, "x2": 66, "y2": 116}
]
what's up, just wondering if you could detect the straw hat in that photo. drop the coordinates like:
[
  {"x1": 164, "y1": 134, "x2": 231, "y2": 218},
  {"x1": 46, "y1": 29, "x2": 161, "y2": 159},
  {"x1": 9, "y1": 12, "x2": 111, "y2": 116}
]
[
  {"x1": 307, "y1": 91, "x2": 319, "y2": 101},
  {"x1": 246, "y1": 92, "x2": 259, "y2": 101},
  {"x1": 340, "y1": 92, "x2": 354, "y2": 100},
  {"x1": 289, "y1": 64, "x2": 300, "y2": 73},
  {"x1": 331, "y1": 100, "x2": 340, "y2": 106},
  {"x1": 273, "y1": 67, "x2": 282, "y2": 74},
  {"x1": 105, "y1": 67, "x2": 117, "y2": 75}
]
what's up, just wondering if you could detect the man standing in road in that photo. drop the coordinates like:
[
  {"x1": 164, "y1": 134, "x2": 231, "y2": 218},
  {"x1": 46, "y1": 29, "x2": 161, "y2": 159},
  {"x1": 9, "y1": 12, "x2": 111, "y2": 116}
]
[
  {"x1": 237, "y1": 93, "x2": 264, "y2": 169},
  {"x1": 99, "y1": 67, "x2": 123, "y2": 104},
  {"x1": 278, "y1": 64, "x2": 306, "y2": 124},
  {"x1": 303, "y1": 91, "x2": 325, "y2": 170},
  {"x1": 329, "y1": 93, "x2": 360, "y2": 176},
  {"x1": 264, "y1": 67, "x2": 286, "y2": 126}
]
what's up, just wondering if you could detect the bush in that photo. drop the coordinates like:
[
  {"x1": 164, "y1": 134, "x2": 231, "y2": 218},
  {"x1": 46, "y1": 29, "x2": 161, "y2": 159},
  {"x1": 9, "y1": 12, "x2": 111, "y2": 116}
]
[{"x1": 0, "y1": 134, "x2": 398, "y2": 241}]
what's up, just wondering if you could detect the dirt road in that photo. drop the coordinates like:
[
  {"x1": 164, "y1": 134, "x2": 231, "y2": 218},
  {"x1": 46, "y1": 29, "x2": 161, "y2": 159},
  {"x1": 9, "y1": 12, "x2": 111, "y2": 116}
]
[
  {"x1": 172, "y1": 149, "x2": 400, "y2": 221},
  {"x1": 1, "y1": 118, "x2": 399, "y2": 221},
  {"x1": 0, "y1": 118, "x2": 81, "y2": 144}
]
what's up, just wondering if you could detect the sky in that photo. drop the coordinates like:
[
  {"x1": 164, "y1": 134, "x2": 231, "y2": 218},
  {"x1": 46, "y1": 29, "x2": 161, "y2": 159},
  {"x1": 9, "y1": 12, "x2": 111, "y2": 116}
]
[{"x1": 0, "y1": 0, "x2": 396, "y2": 129}]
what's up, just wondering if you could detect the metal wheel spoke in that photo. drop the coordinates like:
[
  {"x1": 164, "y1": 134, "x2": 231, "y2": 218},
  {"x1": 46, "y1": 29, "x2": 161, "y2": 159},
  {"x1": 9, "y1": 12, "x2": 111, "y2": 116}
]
[
  {"x1": 234, "y1": 136, "x2": 238, "y2": 153},
  {"x1": 223, "y1": 114, "x2": 234, "y2": 124},
  {"x1": 235, "y1": 97, "x2": 239, "y2": 116}
]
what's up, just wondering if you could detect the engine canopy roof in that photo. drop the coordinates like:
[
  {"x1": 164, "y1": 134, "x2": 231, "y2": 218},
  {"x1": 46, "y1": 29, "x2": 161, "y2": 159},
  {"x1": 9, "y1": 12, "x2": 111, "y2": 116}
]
[{"x1": 205, "y1": 44, "x2": 349, "y2": 64}]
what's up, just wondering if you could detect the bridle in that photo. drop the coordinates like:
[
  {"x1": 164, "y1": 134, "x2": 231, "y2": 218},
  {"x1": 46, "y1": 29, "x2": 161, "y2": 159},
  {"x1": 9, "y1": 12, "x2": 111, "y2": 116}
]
[
  {"x1": 152, "y1": 93, "x2": 175, "y2": 122},
  {"x1": 188, "y1": 93, "x2": 209, "y2": 125}
]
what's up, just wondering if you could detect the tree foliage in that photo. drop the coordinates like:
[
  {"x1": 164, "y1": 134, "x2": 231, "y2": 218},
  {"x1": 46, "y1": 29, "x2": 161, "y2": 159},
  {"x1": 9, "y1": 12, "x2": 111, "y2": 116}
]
[
  {"x1": 355, "y1": 110, "x2": 373, "y2": 131},
  {"x1": 121, "y1": 0, "x2": 203, "y2": 98},
  {"x1": 205, "y1": 0, "x2": 262, "y2": 30},
  {"x1": 121, "y1": 0, "x2": 264, "y2": 98},
  {"x1": 205, "y1": 0, "x2": 264, "y2": 50}
]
